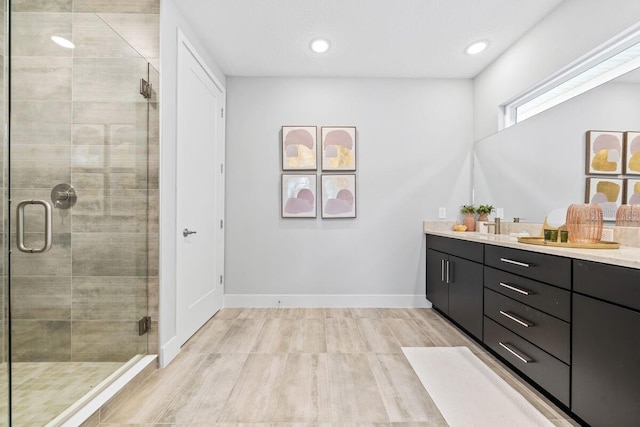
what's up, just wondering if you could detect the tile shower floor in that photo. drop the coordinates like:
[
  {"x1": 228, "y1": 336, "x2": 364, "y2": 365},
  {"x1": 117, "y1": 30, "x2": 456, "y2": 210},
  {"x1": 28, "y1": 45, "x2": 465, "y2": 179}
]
[
  {"x1": 0, "y1": 361, "x2": 122, "y2": 426},
  {"x1": 95, "y1": 308, "x2": 579, "y2": 426}
]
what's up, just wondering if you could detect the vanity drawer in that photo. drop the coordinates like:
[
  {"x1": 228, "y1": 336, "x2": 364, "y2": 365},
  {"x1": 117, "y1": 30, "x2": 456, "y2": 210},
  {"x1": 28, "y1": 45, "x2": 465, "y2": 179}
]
[
  {"x1": 484, "y1": 266, "x2": 570, "y2": 321},
  {"x1": 485, "y1": 245, "x2": 571, "y2": 290},
  {"x1": 426, "y1": 234, "x2": 483, "y2": 263},
  {"x1": 484, "y1": 317, "x2": 570, "y2": 407},
  {"x1": 574, "y1": 259, "x2": 640, "y2": 312},
  {"x1": 484, "y1": 288, "x2": 570, "y2": 364}
]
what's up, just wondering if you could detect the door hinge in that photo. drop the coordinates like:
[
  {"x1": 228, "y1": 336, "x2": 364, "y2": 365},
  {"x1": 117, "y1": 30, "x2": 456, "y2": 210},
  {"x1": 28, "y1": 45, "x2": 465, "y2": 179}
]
[
  {"x1": 221, "y1": 108, "x2": 224, "y2": 118},
  {"x1": 138, "y1": 316, "x2": 151, "y2": 336},
  {"x1": 139, "y1": 78, "x2": 152, "y2": 99},
  {"x1": 220, "y1": 163, "x2": 224, "y2": 174},
  {"x1": 220, "y1": 219, "x2": 224, "y2": 229},
  {"x1": 219, "y1": 275, "x2": 223, "y2": 285}
]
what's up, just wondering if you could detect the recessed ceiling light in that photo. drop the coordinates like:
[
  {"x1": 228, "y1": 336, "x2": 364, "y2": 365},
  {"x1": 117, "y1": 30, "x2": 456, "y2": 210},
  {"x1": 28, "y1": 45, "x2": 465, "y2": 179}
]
[
  {"x1": 310, "y1": 38, "x2": 331, "y2": 54},
  {"x1": 51, "y1": 35, "x2": 75, "y2": 49},
  {"x1": 466, "y1": 41, "x2": 488, "y2": 55}
]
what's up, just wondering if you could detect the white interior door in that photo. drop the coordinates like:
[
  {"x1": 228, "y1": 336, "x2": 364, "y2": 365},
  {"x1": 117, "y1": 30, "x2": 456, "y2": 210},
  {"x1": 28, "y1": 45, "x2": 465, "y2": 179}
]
[{"x1": 176, "y1": 33, "x2": 225, "y2": 346}]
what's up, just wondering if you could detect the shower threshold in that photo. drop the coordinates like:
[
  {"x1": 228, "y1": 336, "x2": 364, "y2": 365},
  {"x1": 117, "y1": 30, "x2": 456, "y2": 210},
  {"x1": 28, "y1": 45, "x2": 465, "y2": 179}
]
[{"x1": 46, "y1": 354, "x2": 157, "y2": 427}]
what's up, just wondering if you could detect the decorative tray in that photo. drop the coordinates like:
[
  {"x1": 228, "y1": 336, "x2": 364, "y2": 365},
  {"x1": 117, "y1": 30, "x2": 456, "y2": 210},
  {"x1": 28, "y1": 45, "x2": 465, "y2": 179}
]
[{"x1": 517, "y1": 237, "x2": 620, "y2": 249}]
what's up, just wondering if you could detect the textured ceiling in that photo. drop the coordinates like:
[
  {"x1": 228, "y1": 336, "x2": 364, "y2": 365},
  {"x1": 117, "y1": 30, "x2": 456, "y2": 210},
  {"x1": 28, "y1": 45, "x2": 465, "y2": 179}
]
[{"x1": 174, "y1": 0, "x2": 564, "y2": 78}]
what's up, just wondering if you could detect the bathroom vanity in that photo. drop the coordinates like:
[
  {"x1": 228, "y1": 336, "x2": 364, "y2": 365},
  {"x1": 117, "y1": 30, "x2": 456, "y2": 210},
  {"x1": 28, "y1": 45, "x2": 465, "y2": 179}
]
[{"x1": 424, "y1": 228, "x2": 640, "y2": 426}]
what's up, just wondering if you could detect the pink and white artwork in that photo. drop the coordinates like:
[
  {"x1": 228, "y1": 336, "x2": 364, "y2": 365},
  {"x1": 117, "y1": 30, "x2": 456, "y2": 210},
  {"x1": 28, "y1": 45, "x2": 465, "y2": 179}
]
[
  {"x1": 321, "y1": 174, "x2": 356, "y2": 218},
  {"x1": 586, "y1": 130, "x2": 623, "y2": 175},
  {"x1": 586, "y1": 177, "x2": 623, "y2": 221},
  {"x1": 282, "y1": 126, "x2": 317, "y2": 170},
  {"x1": 282, "y1": 174, "x2": 316, "y2": 218},
  {"x1": 322, "y1": 126, "x2": 356, "y2": 171},
  {"x1": 624, "y1": 131, "x2": 640, "y2": 175},
  {"x1": 625, "y1": 179, "x2": 640, "y2": 205}
]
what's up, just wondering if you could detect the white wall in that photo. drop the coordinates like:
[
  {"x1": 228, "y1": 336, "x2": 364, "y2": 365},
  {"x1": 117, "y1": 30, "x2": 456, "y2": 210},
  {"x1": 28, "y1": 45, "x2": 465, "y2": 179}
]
[
  {"x1": 224, "y1": 77, "x2": 473, "y2": 306},
  {"x1": 474, "y1": 81, "x2": 640, "y2": 223},
  {"x1": 474, "y1": 0, "x2": 640, "y2": 141},
  {"x1": 159, "y1": 0, "x2": 226, "y2": 366}
]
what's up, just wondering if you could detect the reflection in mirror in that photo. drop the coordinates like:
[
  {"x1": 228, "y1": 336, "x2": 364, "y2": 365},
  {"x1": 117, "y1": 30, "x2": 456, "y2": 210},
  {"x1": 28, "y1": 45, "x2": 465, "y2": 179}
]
[
  {"x1": 474, "y1": 66, "x2": 640, "y2": 223},
  {"x1": 1, "y1": 0, "x2": 6, "y2": 421},
  {"x1": 504, "y1": 38, "x2": 640, "y2": 128},
  {"x1": 547, "y1": 208, "x2": 568, "y2": 228}
]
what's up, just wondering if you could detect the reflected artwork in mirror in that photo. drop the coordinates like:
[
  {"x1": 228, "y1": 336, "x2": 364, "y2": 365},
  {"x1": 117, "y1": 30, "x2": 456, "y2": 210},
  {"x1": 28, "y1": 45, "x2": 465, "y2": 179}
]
[
  {"x1": 586, "y1": 177, "x2": 623, "y2": 221},
  {"x1": 624, "y1": 131, "x2": 640, "y2": 175},
  {"x1": 586, "y1": 131, "x2": 623, "y2": 175},
  {"x1": 625, "y1": 179, "x2": 640, "y2": 205}
]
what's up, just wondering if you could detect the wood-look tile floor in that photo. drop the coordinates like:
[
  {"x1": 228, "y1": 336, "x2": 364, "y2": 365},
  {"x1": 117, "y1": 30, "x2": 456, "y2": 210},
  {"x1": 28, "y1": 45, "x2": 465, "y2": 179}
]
[{"x1": 97, "y1": 308, "x2": 578, "y2": 426}]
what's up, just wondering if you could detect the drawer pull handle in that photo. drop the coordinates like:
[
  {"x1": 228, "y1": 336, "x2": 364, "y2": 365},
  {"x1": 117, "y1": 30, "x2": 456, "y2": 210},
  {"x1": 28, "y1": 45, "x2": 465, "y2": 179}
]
[
  {"x1": 499, "y1": 342, "x2": 533, "y2": 364},
  {"x1": 499, "y1": 282, "x2": 533, "y2": 296},
  {"x1": 499, "y1": 310, "x2": 533, "y2": 328},
  {"x1": 500, "y1": 257, "x2": 530, "y2": 268}
]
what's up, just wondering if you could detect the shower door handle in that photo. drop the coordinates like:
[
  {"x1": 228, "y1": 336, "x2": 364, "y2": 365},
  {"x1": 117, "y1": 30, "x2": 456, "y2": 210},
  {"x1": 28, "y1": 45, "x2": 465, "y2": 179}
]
[{"x1": 16, "y1": 200, "x2": 53, "y2": 253}]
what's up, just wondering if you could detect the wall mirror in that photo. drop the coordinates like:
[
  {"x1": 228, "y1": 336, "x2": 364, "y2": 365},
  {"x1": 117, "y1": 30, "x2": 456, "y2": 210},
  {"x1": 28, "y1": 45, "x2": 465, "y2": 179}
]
[
  {"x1": 473, "y1": 25, "x2": 640, "y2": 226},
  {"x1": 473, "y1": 59, "x2": 640, "y2": 223}
]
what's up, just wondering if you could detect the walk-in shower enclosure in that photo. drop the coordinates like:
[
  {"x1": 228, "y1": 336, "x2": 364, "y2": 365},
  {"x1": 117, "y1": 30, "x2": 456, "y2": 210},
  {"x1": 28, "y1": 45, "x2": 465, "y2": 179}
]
[{"x1": 0, "y1": 0, "x2": 159, "y2": 424}]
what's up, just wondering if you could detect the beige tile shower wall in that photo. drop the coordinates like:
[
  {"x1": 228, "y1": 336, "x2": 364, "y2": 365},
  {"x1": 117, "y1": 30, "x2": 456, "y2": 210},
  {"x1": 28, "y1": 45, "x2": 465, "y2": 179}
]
[
  {"x1": 76, "y1": 0, "x2": 160, "y2": 14},
  {"x1": 80, "y1": 0, "x2": 160, "y2": 70},
  {"x1": 10, "y1": 0, "x2": 159, "y2": 362},
  {"x1": 11, "y1": 4, "x2": 75, "y2": 362}
]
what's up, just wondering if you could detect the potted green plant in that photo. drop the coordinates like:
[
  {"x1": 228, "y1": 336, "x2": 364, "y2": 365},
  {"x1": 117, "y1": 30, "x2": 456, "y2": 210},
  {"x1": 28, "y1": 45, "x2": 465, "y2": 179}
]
[
  {"x1": 477, "y1": 204, "x2": 495, "y2": 222},
  {"x1": 460, "y1": 204, "x2": 477, "y2": 231}
]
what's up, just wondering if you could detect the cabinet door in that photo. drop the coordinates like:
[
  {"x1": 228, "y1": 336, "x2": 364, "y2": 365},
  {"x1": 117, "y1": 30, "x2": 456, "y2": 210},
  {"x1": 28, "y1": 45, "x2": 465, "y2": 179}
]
[
  {"x1": 426, "y1": 249, "x2": 448, "y2": 314},
  {"x1": 572, "y1": 294, "x2": 640, "y2": 426},
  {"x1": 448, "y1": 255, "x2": 483, "y2": 340}
]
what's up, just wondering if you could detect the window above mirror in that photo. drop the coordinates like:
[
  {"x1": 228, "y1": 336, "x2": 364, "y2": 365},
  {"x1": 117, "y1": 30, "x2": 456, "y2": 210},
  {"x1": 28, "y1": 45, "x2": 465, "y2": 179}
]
[{"x1": 501, "y1": 23, "x2": 640, "y2": 128}]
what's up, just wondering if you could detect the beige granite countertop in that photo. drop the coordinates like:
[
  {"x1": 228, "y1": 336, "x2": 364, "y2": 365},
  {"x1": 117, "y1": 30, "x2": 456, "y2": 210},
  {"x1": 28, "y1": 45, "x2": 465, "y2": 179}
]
[{"x1": 424, "y1": 221, "x2": 640, "y2": 270}]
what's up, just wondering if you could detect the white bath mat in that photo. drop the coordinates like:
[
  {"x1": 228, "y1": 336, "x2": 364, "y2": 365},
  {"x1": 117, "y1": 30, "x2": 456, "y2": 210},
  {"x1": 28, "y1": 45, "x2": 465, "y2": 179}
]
[{"x1": 402, "y1": 346, "x2": 554, "y2": 427}]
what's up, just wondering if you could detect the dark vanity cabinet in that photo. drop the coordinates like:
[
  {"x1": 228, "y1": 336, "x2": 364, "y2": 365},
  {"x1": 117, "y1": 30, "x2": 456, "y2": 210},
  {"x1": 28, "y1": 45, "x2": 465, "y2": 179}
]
[
  {"x1": 426, "y1": 235, "x2": 483, "y2": 340},
  {"x1": 482, "y1": 245, "x2": 572, "y2": 407},
  {"x1": 572, "y1": 260, "x2": 640, "y2": 427},
  {"x1": 425, "y1": 233, "x2": 640, "y2": 424}
]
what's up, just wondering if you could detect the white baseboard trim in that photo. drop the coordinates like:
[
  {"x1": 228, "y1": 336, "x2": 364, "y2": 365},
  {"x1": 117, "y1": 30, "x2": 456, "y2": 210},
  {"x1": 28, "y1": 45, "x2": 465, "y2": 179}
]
[
  {"x1": 224, "y1": 294, "x2": 432, "y2": 308},
  {"x1": 160, "y1": 335, "x2": 180, "y2": 368}
]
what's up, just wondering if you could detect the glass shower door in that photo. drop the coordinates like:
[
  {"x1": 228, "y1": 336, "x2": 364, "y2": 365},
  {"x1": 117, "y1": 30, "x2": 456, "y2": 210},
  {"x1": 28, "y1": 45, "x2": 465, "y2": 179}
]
[
  {"x1": 0, "y1": 0, "x2": 7, "y2": 423},
  {"x1": 5, "y1": 1, "x2": 154, "y2": 424}
]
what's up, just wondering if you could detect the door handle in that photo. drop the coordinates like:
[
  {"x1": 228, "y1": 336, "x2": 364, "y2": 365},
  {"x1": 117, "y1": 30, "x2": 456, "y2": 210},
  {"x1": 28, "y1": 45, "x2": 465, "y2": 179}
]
[
  {"x1": 499, "y1": 342, "x2": 533, "y2": 364},
  {"x1": 498, "y1": 282, "x2": 533, "y2": 296},
  {"x1": 499, "y1": 310, "x2": 534, "y2": 327},
  {"x1": 445, "y1": 260, "x2": 453, "y2": 283},
  {"x1": 183, "y1": 228, "x2": 197, "y2": 237},
  {"x1": 500, "y1": 257, "x2": 530, "y2": 268},
  {"x1": 16, "y1": 200, "x2": 53, "y2": 253}
]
